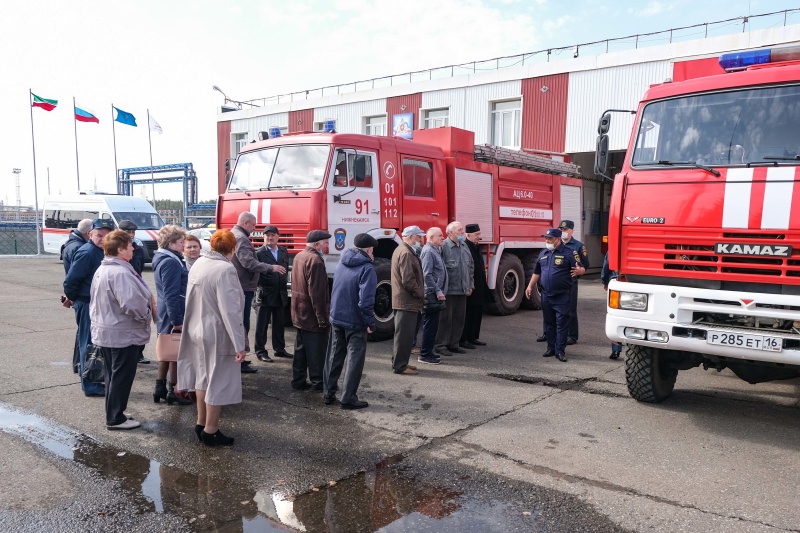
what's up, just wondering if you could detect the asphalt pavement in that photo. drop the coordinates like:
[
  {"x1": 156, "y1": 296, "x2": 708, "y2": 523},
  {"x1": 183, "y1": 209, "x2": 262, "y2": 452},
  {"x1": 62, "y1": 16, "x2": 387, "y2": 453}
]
[{"x1": 0, "y1": 256, "x2": 798, "y2": 532}]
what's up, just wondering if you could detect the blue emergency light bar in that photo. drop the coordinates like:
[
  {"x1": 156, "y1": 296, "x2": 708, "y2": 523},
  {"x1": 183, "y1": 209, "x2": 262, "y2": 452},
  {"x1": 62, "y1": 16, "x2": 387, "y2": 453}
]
[
  {"x1": 269, "y1": 127, "x2": 282, "y2": 138},
  {"x1": 719, "y1": 45, "x2": 800, "y2": 71}
]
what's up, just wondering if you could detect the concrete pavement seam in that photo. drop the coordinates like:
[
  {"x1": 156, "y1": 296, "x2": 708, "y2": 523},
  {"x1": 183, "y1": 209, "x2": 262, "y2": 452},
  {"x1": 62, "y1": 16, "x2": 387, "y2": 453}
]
[{"x1": 0, "y1": 382, "x2": 79, "y2": 397}]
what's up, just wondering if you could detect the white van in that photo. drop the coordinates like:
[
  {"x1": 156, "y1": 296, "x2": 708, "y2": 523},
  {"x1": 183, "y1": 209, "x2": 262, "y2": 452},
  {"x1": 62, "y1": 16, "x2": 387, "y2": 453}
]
[{"x1": 43, "y1": 193, "x2": 165, "y2": 262}]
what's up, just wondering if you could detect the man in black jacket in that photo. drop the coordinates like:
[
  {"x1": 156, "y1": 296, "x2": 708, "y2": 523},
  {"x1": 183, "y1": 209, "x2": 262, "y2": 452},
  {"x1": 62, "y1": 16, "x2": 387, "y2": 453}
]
[
  {"x1": 62, "y1": 218, "x2": 92, "y2": 374},
  {"x1": 118, "y1": 220, "x2": 146, "y2": 276},
  {"x1": 254, "y1": 226, "x2": 292, "y2": 362},
  {"x1": 64, "y1": 218, "x2": 115, "y2": 396},
  {"x1": 460, "y1": 223, "x2": 491, "y2": 348}
]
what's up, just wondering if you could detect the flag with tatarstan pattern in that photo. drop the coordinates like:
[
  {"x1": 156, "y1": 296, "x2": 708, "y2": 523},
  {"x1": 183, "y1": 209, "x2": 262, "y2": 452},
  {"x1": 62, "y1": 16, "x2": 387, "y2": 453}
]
[{"x1": 32, "y1": 93, "x2": 58, "y2": 111}]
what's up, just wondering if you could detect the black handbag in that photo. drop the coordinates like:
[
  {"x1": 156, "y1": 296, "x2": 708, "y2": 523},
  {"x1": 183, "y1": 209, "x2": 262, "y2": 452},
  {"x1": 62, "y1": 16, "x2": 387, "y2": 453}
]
[
  {"x1": 423, "y1": 293, "x2": 446, "y2": 313},
  {"x1": 82, "y1": 343, "x2": 105, "y2": 385}
]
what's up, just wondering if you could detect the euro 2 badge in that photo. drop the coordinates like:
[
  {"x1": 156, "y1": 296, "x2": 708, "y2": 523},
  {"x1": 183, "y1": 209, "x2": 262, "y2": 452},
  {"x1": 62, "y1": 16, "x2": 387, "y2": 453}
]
[{"x1": 334, "y1": 228, "x2": 346, "y2": 251}]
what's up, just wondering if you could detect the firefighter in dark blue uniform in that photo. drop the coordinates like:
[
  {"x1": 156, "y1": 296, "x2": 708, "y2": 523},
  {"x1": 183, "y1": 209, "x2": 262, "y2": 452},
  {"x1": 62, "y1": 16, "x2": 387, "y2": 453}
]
[
  {"x1": 558, "y1": 220, "x2": 590, "y2": 345},
  {"x1": 526, "y1": 228, "x2": 584, "y2": 362}
]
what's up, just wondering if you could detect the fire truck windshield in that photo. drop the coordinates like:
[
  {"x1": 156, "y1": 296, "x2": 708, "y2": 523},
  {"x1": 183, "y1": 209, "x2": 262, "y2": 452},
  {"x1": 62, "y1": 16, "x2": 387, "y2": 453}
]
[
  {"x1": 631, "y1": 84, "x2": 800, "y2": 169},
  {"x1": 229, "y1": 144, "x2": 331, "y2": 191}
]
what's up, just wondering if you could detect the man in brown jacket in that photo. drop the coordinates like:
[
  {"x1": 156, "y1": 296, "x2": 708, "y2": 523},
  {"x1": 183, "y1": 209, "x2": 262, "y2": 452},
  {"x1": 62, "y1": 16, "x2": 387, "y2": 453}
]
[
  {"x1": 291, "y1": 230, "x2": 331, "y2": 391},
  {"x1": 391, "y1": 226, "x2": 426, "y2": 375}
]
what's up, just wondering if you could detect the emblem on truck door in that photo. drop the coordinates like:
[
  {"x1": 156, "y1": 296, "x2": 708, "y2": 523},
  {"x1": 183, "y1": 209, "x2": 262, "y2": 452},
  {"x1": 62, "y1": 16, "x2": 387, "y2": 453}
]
[
  {"x1": 334, "y1": 228, "x2": 347, "y2": 251},
  {"x1": 714, "y1": 243, "x2": 792, "y2": 257}
]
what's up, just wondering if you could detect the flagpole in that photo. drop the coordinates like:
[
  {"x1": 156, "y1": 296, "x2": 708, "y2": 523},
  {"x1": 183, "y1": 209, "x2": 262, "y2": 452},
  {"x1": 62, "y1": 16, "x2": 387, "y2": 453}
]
[
  {"x1": 147, "y1": 109, "x2": 156, "y2": 206},
  {"x1": 28, "y1": 89, "x2": 41, "y2": 255},
  {"x1": 112, "y1": 104, "x2": 119, "y2": 194},
  {"x1": 73, "y1": 97, "x2": 81, "y2": 192}
]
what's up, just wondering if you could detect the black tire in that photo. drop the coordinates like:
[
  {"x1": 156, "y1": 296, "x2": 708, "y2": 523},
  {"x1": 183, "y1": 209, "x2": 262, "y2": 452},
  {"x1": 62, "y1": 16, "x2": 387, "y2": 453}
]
[
  {"x1": 369, "y1": 258, "x2": 394, "y2": 341},
  {"x1": 520, "y1": 251, "x2": 542, "y2": 310},
  {"x1": 625, "y1": 344, "x2": 678, "y2": 403},
  {"x1": 488, "y1": 253, "x2": 525, "y2": 316}
]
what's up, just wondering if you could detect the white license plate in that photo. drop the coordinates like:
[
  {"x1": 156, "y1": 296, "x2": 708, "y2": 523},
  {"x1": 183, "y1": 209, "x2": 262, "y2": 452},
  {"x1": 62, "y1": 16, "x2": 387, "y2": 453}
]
[{"x1": 706, "y1": 331, "x2": 783, "y2": 352}]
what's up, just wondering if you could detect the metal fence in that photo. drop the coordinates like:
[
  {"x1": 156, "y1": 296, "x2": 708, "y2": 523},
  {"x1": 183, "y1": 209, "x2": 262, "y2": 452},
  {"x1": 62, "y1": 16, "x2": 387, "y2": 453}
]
[
  {"x1": 0, "y1": 222, "x2": 41, "y2": 256},
  {"x1": 238, "y1": 8, "x2": 800, "y2": 107}
]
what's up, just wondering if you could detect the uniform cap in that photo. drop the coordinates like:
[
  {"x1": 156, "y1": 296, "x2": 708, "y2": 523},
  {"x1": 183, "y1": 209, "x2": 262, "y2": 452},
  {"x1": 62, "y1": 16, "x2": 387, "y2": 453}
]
[
  {"x1": 543, "y1": 228, "x2": 562, "y2": 238},
  {"x1": 465, "y1": 223, "x2": 480, "y2": 233},
  {"x1": 92, "y1": 219, "x2": 116, "y2": 231},
  {"x1": 263, "y1": 225, "x2": 279, "y2": 234},
  {"x1": 401, "y1": 225, "x2": 425, "y2": 237},
  {"x1": 306, "y1": 229, "x2": 332, "y2": 243},
  {"x1": 354, "y1": 233, "x2": 379, "y2": 248},
  {"x1": 559, "y1": 220, "x2": 574, "y2": 230},
  {"x1": 118, "y1": 220, "x2": 138, "y2": 231}
]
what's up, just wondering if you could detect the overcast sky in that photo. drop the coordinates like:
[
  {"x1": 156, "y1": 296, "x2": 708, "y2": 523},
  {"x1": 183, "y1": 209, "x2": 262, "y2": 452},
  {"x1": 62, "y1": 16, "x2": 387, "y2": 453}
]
[{"x1": 2, "y1": 0, "x2": 798, "y2": 207}]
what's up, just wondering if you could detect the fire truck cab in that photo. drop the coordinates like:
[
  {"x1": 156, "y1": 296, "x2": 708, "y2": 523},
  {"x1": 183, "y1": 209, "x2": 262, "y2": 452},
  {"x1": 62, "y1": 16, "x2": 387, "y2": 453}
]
[
  {"x1": 597, "y1": 45, "x2": 800, "y2": 402},
  {"x1": 218, "y1": 127, "x2": 583, "y2": 339}
]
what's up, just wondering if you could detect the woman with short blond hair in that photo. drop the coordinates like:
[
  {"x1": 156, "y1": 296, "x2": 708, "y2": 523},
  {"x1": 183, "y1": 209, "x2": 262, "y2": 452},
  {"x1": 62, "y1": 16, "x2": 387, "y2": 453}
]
[
  {"x1": 177, "y1": 230, "x2": 246, "y2": 446},
  {"x1": 90, "y1": 230, "x2": 153, "y2": 430},
  {"x1": 152, "y1": 225, "x2": 192, "y2": 405}
]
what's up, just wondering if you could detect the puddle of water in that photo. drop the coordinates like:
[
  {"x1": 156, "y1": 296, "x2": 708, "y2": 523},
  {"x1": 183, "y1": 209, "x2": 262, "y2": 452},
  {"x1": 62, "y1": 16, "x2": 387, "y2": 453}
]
[
  {"x1": 0, "y1": 402, "x2": 533, "y2": 532},
  {"x1": 0, "y1": 402, "x2": 283, "y2": 532}
]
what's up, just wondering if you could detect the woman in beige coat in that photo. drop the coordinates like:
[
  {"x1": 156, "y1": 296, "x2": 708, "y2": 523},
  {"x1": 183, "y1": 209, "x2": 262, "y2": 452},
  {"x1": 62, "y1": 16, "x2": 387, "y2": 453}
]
[{"x1": 177, "y1": 230, "x2": 246, "y2": 446}]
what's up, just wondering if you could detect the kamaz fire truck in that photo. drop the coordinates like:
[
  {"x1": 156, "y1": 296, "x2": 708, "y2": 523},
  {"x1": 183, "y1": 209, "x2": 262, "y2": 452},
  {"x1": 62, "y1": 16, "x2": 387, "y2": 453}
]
[
  {"x1": 217, "y1": 126, "x2": 583, "y2": 339},
  {"x1": 596, "y1": 45, "x2": 800, "y2": 402}
]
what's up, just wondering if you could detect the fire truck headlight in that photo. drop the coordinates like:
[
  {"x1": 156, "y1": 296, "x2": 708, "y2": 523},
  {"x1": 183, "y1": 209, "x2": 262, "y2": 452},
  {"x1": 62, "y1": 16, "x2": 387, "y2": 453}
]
[{"x1": 615, "y1": 291, "x2": 648, "y2": 311}]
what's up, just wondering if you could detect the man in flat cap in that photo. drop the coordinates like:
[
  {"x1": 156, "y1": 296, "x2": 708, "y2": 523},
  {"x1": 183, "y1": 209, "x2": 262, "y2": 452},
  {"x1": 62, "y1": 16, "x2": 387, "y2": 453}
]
[
  {"x1": 118, "y1": 220, "x2": 146, "y2": 276},
  {"x1": 291, "y1": 229, "x2": 332, "y2": 391},
  {"x1": 324, "y1": 233, "x2": 378, "y2": 409},
  {"x1": 64, "y1": 218, "x2": 115, "y2": 396},
  {"x1": 231, "y1": 211, "x2": 287, "y2": 374},
  {"x1": 525, "y1": 228, "x2": 584, "y2": 362},
  {"x1": 390, "y1": 226, "x2": 425, "y2": 375},
  {"x1": 558, "y1": 219, "x2": 590, "y2": 345},
  {"x1": 254, "y1": 225, "x2": 292, "y2": 363},
  {"x1": 461, "y1": 223, "x2": 491, "y2": 349}
]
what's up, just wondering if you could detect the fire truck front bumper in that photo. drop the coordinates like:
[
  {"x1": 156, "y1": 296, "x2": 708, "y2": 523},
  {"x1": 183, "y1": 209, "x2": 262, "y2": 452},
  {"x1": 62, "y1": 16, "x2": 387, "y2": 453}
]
[{"x1": 605, "y1": 280, "x2": 800, "y2": 366}]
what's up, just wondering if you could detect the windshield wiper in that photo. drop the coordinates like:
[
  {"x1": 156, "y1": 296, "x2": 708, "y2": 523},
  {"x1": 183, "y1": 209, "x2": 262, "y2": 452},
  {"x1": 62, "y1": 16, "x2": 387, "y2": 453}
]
[
  {"x1": 763, "y1": 155, "x2": 800, "y2": 161},
  {"x1": 656, "y1": 160, "x2": 721, "y2": 177}
]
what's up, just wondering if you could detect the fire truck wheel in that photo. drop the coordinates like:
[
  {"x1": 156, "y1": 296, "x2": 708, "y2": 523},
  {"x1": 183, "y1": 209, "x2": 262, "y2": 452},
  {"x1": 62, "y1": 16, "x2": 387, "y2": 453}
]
[
  {"x1": 488, "y1": 253, "x2": 525, "y2": 316},
  {"x1": 625, "y1": 344, "x2": 677, "y2": 403},
  {"x1": 369, "y1": 258, "x2": 394, "y2": 341}
]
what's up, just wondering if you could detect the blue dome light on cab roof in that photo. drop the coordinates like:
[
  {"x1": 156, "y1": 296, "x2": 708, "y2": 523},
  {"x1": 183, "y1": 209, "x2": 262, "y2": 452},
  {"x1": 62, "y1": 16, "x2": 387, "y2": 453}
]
[
  {"x1": 269, "y1": 126, "x2": 282, "y2": 138},
  {"x1": 719, "y1": 45, "x2": 800, "y2": 71}
]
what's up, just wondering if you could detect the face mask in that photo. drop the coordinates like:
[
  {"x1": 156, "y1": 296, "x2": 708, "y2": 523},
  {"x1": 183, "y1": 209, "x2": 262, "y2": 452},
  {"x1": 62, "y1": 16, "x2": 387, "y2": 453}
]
[
  {"x1": 545, "y1": 242, "x2": 555, "y2": 251},
  {"x1": 456, "y1": 235, "x2": 465, "y2": 243}
]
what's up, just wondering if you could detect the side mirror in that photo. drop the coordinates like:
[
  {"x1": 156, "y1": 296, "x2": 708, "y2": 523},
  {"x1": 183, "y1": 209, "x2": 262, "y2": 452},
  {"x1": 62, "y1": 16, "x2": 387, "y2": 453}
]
[
  {"x1": 598, "y1": 113, "x2": 611, "y2": 135},
  {"x1": 353, "y1": 155, "x2": 367, "y2": 182},
  {"x1": 594, "y1": 135, "x2": 609, "y2": 177},
  {"x1": 225, "y1": 158, "x2": 235, "y2": 185}
]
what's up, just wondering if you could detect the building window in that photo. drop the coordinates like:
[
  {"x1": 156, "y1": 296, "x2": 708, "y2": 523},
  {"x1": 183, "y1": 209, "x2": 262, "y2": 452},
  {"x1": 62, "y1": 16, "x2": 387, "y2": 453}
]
[
  {"x1": 364, "y1": 115, "x2": 387, "y2": 136},
  {"x1": 491, "y1": 100, "x2": 521, "y2": 149},
  {"x1": 232, "y1": 133, "x2": 248, "y2": 157},
  {"x1": 402, "y1": 158, "x2": 434, "y2": 197},
  {"x1": 424, "y1": 108, "x2": 449, "y2": 129}
]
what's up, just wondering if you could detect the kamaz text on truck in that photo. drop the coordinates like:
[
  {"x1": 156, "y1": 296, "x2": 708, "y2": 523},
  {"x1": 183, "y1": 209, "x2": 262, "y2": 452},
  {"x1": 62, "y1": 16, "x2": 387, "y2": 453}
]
[
  {"x1": 596, "y1": 45, "x2": 800, "y2": 402},
  {"x1": 217, "y1": 126, "x2": 583, "y2": 339}
]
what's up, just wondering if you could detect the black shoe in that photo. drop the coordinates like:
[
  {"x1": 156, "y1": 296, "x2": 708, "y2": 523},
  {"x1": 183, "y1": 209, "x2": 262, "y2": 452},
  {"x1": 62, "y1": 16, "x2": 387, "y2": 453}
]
[
  {"x1": 417, "y1": 356, "x2": 442, "y2": 365},
  {"x1": 341, "y1": 400, "x2": 369, "y2": 410},
  {"x1": 242, "y1": 360, "x2": 252, "y2": 366},
  {"x1": 166, "y1": 384, "x2": 192, "y2": 406},
  {"x1": 138, "y1": 356, "x2": 150, "y2": 364},
  {"x1": 459, "y1": 341, "x2": 476, "y2": 349},
  {"x1": 566, "y1": 338, "x2": 577, "y2": 346},
  {"x1": 323, "y1": 396, "x2": 338, "y2": 405},
  {"x1": 536, "y1": 334, "x2": 546, "y2": 342},
  {"x1": 153, "y1": 379, "x2": 168, "y2": 403},
  {"x1": 273, "y1": 350, "x2": 293, "y2": 358},
  {"x1": 435, "y1": 349, "x2": 452, "y2": 357},
  {"x1": 470, "y1": 339, "x2": 487, "y2": 346},
  {"x1": 241, "y1": 364, "x2": 258, "y2": 374},
  {"x1": 556, "y1": 352, "x2": 567, "y2": 362},
  {"x1": 201, "y1": 429, "x2": 234, "y2": 447},
  {"x1": 256, "y1": 351, "x2": 273, "y2": 363},
  {"x1": 609, "y1": 352, "x2": 621, "y2": 360},
  {"x1": 310, "y1": 384, "x2": 324, "y2": 392},
  {"x1": 449, "y1": 347, "x2": 466, "y2": 354},
  {"x1": 292, "y1": 382, "x2": 312, "y2": 391},
  {"x1": 195, "y1": 424, "x2": 205, "y2": 442},
  {"x1": 543, "y1": 350, "x2": 555, "y2": 357}
]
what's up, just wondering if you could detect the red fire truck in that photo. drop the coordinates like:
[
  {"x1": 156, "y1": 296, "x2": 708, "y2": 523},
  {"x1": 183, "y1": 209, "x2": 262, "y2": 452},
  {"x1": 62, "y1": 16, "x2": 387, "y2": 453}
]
[
  {"x1": 597, "y1": 45, "x2": 800, "y2": 402},
  {"x1": 217, "y1": 126, "x2": 583, "y2": 338}
]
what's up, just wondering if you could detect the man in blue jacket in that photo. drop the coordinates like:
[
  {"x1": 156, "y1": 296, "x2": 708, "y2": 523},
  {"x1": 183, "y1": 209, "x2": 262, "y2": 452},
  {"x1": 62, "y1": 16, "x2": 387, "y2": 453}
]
[
  {"x1": 323, "y1": 233, "x2": 378, "y2": 410},
  {"x1": 62, "y1": 218, "x2": 92, "y2": 373},
  {"x1": 64, "y1": 218, "x2": 115, "y2": 396}
]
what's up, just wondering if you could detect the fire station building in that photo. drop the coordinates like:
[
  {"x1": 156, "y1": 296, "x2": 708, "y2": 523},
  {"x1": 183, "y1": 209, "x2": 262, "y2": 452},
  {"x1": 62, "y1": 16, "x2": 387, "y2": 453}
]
[{"x1": 217, "y1": 23, "x2": 800, "y2": 269}]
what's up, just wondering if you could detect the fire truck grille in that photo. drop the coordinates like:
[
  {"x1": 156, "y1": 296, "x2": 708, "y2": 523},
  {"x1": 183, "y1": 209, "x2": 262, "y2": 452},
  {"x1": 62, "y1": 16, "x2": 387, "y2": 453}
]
[
  {"x1": 622, "y1": 229, "x2": 800, "y2": 282},
  {"x1": 248, "y1": 224, "x2": 310, "y2": 252}
]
